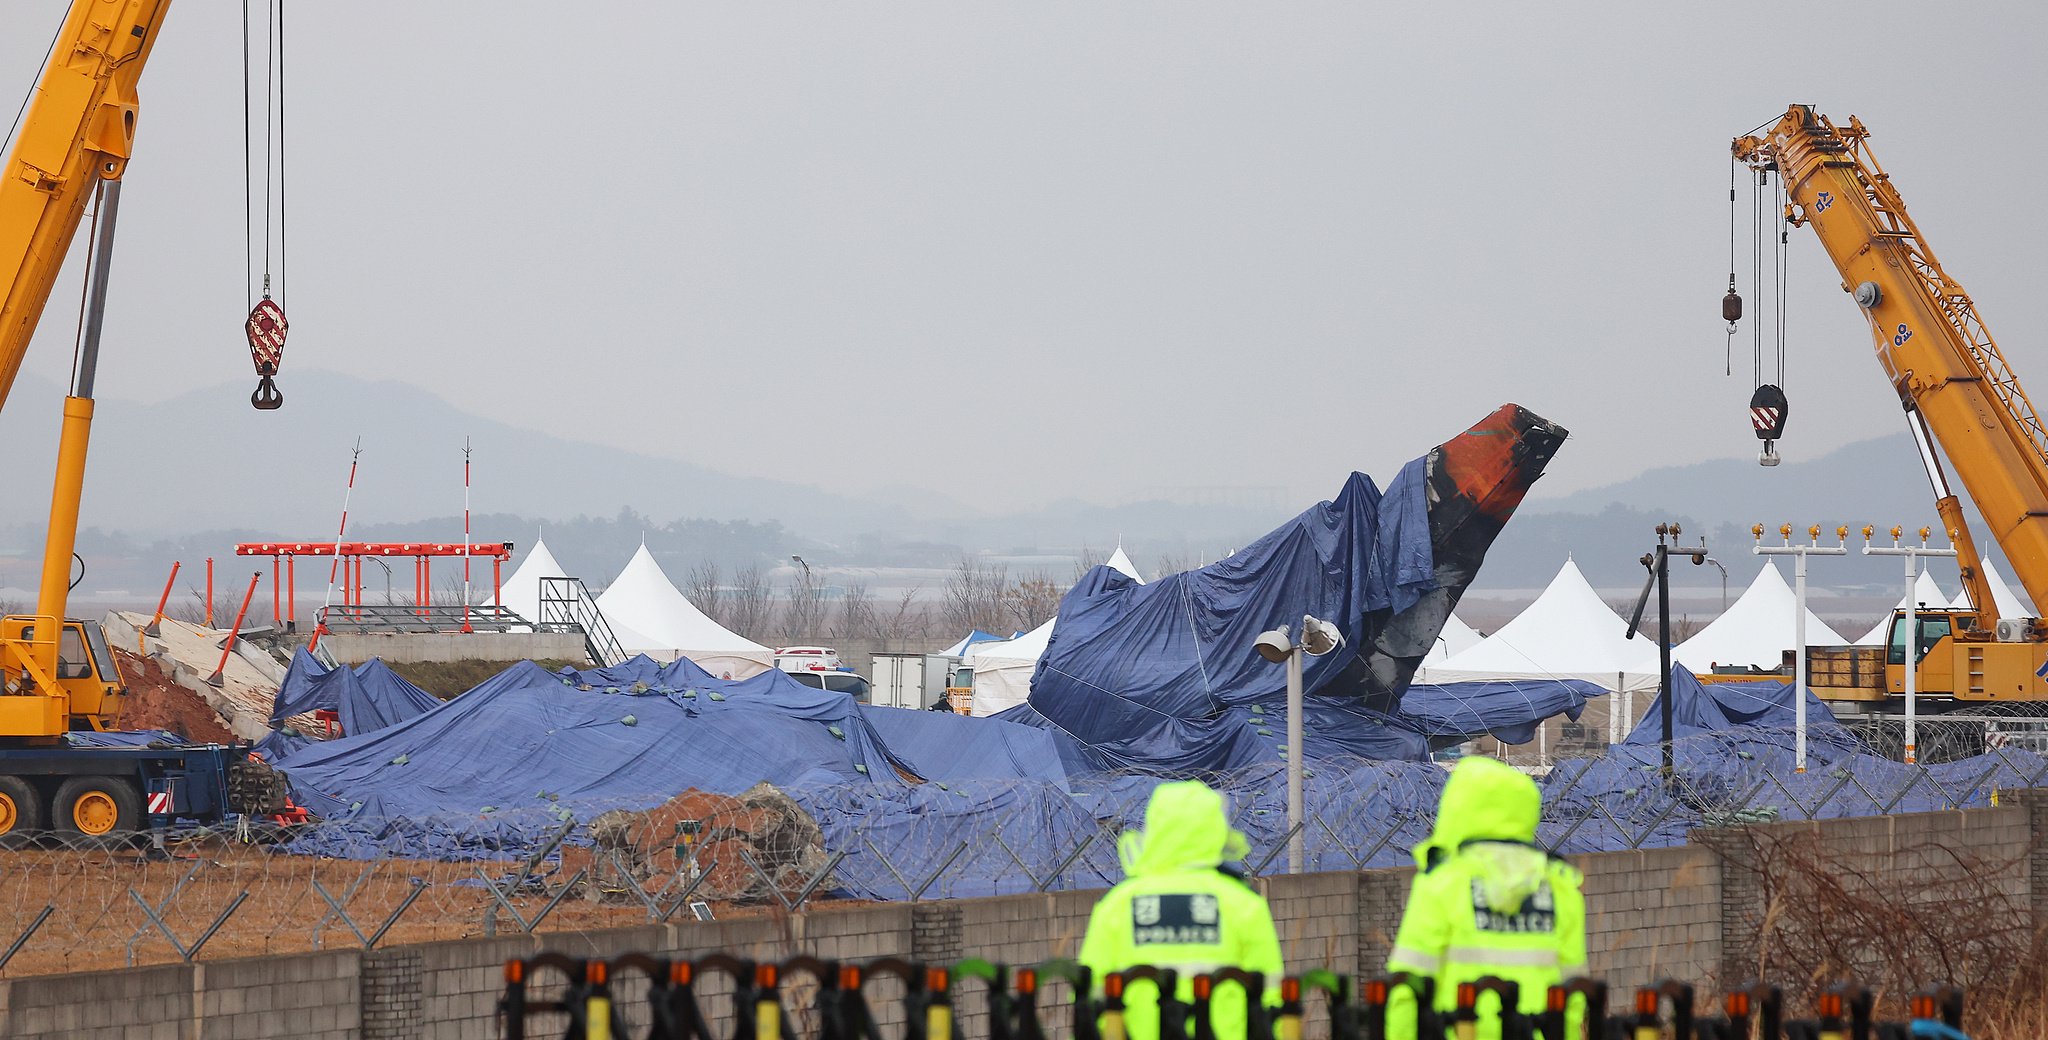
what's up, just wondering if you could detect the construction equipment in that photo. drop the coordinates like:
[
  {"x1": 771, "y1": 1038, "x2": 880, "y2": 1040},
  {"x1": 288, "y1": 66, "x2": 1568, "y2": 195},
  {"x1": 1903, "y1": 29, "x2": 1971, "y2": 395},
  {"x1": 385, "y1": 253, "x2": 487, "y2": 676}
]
[
  {"x1": 0, "y1": 0, "x2": 288, "y2": 837},
  {"x1": 1732, "y1": 105, "x2": 2048, "y2": 718}
]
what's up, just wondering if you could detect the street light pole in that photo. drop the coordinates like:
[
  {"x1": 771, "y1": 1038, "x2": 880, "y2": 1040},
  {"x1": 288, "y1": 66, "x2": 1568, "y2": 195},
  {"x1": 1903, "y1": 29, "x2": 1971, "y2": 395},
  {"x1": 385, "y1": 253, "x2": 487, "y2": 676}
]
[
  {"x1": 1284, "y1": 639, "x2": 1304, "y2": 874},
  {"x1": 1864, "y1": 526, "x2": 1956, "y2": 765},
  {"x1": 1255, "y1": 614, "x2": 1344, "y2": 875},
  {"x1": 1752, "y1": 524, "x2": 1848, "y2": 773},
  {"x1": 1702, "y1": 556, "x2": 1728, "y2": 612}
]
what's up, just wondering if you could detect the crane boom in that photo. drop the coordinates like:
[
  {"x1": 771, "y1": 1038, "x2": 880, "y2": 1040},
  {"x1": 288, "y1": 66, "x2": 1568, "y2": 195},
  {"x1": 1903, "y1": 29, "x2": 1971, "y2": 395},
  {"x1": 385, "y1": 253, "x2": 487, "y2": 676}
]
[
  {"x1": 0, "y1": 0, "x2": 170, "y2": 409},
  {"x1": 1733, "y1": 104, "x2": 2048, "y2": 627}
]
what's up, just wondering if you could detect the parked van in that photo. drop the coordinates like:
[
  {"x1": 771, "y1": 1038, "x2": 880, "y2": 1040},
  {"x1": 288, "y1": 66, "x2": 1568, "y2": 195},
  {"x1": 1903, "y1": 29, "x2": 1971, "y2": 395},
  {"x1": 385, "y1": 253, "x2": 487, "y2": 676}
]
[
  {"x1": 774, "y1": 646, "x2": 843, "y2": 672},
  {"x1": 786, "y1": 670, "x2": 872, "y2": 702}
]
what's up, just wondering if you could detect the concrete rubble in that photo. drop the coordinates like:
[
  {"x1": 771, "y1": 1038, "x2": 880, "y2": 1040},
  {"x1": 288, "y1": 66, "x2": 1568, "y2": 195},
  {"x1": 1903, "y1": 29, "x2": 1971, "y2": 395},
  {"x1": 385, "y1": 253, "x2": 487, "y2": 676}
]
[{"x1": 101, "y1": 611, "x2": 290, "y2": 742}]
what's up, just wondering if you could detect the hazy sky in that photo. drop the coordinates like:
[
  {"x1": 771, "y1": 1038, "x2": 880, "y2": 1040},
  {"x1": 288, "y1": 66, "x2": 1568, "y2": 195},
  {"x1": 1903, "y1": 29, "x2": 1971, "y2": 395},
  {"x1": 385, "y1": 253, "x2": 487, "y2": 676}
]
[{"x1": 4, "y1": 2, "x2": 2046, "y2": 515}]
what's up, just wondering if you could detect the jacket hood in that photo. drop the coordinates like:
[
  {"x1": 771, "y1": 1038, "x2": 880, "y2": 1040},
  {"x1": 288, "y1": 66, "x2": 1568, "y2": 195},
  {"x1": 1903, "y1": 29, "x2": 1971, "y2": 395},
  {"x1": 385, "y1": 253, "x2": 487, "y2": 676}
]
[
  {"x1": 1412, "y1": 757, "x2": 1541, "y2": 868},
  {"x1": 1118, "y1": 781, "x2": 1250, "y2": 876}
]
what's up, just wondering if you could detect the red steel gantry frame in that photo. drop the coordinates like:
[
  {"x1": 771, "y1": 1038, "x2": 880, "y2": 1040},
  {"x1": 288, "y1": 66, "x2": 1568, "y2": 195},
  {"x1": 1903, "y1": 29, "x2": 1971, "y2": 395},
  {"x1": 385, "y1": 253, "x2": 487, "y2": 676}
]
[{"x1": 234, "y1": 542, "x2": 513, "y2": 630}]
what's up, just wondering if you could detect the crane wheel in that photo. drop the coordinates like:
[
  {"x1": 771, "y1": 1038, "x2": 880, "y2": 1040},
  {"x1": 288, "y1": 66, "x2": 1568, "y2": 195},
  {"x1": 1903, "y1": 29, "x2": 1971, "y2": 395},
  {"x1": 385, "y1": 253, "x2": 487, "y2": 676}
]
[
  {"x1": 0, "y1": 777, "x2": 42, "y2": 847},
  {"x1": 52, "y1": 776, "x2": 140, "y2": 841}
]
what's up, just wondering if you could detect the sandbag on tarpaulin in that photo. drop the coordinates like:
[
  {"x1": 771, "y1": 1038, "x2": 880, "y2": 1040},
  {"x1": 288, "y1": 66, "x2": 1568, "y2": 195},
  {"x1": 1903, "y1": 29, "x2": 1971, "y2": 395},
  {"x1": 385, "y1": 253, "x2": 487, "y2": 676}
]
[
  {"x1": 273, "y1": 661, "x2": 914, "y2": 858},
  {"x1": 269, "y1": 650, "x2": 440, "y2": 735},
  {"x1": 1023, "y1": 407, "x2": 1568, "y2": 773},
  {"x1": 557, "y1": 654, "x2": 716, "y2": 690}
]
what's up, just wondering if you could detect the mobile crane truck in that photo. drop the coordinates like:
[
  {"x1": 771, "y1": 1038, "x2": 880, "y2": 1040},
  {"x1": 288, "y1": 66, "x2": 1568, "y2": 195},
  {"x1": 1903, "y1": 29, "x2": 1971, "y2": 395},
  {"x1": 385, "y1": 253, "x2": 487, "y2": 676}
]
[
  {"x1": 1732, "y1": 105, "x2": 2048, "y2": 755},
  {"x1": 0, "y1": 0, "x2": 288, "y2": 840}
]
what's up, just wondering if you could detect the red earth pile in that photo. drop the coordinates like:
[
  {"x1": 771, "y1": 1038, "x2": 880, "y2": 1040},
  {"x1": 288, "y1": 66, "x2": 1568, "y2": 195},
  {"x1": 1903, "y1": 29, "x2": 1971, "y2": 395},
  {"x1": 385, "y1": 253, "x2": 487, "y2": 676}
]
[
  {"x1": 113, "y1": 648, "x2": 236, "y2": 743},
  {"x1": 572, "y1": 785, "x2": 830, "y2": 904}
]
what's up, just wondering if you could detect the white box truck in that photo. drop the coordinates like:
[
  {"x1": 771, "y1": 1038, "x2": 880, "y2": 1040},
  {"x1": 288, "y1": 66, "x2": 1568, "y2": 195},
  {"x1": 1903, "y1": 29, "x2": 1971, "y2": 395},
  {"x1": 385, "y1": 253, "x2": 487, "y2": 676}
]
[{"x1": 870, "y1": 653, "x2": 958, "y2": 710}]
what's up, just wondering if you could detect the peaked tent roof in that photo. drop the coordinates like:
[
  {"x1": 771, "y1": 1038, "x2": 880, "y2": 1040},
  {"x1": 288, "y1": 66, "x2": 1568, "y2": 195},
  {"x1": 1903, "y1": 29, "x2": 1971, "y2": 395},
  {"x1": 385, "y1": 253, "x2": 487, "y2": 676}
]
[
  {"x1": 595, "y1": 545, "x2": 773, "y2": 678},
  {"x1": 940, "y1": 629, "x2": 1006, "y2": 656},
  {"x1": 1946, "y1": 559, "x2": 2036, "y2": 618},
  {"x1": 1854, "y1": 570, "x2": 1952, "y2": 645},
  {"x1": 1671, "y1": 560, "x2": 1847, "y2": 671},
  {"x1": 1421, "y1": 613, "x2": 1483, "y2": 665},
  {"x1": 968, "y1": 617, "x2": 1057, "y2": 716},
  {"x1": 1106, "y1": 546, "x2": 1147, "y2": 584},
  {"x1": 1416, "y1": 557, "x2": 1661, "y2": 692},
  {"x1": 497, "y1": 537, "x2": 572, "y2": 623}
]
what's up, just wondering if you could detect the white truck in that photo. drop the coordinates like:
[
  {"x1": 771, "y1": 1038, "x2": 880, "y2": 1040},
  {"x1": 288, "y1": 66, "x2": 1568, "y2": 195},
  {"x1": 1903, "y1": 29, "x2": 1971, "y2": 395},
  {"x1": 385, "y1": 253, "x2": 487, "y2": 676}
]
[{"x1": 869, "y1": 653, "x2": 960, "y2": 711}]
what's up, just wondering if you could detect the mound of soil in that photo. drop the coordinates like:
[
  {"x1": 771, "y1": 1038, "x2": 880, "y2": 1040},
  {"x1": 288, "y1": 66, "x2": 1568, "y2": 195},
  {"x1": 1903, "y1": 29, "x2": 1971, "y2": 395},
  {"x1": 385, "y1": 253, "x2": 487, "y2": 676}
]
[{"x1": 115, "y1": 648, "x2": 236, "y2": 744}]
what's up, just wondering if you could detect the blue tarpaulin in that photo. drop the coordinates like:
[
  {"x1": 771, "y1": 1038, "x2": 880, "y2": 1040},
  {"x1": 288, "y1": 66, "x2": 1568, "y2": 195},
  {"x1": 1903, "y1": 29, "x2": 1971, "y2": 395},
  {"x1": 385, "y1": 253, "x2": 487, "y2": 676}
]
[
  {"x1": 270, "y1": 651, "x2": 441, "y2": 736},
  {"x1": 270, "y1": 656, "x2": 1069, "y2": 863},
  {"x1": 1399, "y1": 678, "x2": 1601, "y2": 747},
  {"x1": 1622, "y1": 669, "x2": 1848, "y2": 745},
  {"x1": 1020, "y1": 469, "x2": 1437, "y2": 773}
]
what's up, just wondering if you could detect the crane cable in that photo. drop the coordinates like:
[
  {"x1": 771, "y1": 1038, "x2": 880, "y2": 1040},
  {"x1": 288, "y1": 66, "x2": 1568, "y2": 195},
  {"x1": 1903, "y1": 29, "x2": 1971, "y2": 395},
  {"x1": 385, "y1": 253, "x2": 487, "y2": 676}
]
[
  {"x1": 1725, "y1": 159, "x2": 1737, "y2": 375},
  {"x1": 1752, "y1": 166, "x2": 1766, "y2": 389},
  {"x1": 1774, "y1": 172, "x2": 1789, "y2": 391},
  {"x1": 242, "y1": 0, "x2": 289, "y2": 409},
  {"x1": 242, "y1": 0, "x2": 288, "y2": 307}
]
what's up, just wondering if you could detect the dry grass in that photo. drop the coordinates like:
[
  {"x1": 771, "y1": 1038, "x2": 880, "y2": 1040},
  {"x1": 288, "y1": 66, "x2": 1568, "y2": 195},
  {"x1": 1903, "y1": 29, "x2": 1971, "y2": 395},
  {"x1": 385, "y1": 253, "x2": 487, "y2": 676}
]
[{"x1": 1731, "y1": 826, "x2": 2046, "y2": 1038}]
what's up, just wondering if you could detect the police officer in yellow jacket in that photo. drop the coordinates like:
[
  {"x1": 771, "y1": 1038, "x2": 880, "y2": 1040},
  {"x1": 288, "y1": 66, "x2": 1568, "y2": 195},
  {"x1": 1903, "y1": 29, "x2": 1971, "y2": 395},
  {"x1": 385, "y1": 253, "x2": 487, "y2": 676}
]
[
  {"x1": 1079, "y1": 781, "x2": 1284, "y2": 1040},
  {"x1": 1384, "y1": 757, "x2": 1586, "y2": 1040}
]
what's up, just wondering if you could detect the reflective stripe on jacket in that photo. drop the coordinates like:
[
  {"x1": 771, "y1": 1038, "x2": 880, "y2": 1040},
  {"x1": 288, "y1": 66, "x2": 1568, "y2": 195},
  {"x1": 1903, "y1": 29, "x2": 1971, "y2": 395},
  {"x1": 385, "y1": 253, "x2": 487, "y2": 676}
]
[
  {"x1": 1384, "y1": 758, "x2": 1586, "y2": 1040},
  {"x1": 1079, "y1": 782, "x2": 1283, "y2": 1040}
]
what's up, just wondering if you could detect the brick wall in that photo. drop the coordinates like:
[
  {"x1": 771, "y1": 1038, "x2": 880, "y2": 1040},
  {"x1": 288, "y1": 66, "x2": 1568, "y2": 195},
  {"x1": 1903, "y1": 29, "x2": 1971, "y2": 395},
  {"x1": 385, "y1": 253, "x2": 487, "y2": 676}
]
[
  {"x1": 5, "y1": 796, "x2": 2036, "y2": 1039},
  {"x1": 1574, "y1": 845, "x2": 1720, "y2": 992}
]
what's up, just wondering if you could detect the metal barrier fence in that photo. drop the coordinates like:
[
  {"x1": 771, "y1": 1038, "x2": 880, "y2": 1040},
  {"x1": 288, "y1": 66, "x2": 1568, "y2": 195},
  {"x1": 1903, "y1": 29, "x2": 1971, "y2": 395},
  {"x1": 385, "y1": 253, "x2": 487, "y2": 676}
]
[
  {"x1": 0, "y1": 741, "x2": 2040, "y2": 976},
  {"x1": 497, "y1": 954, "x2": 1974, "y2": 1040}
]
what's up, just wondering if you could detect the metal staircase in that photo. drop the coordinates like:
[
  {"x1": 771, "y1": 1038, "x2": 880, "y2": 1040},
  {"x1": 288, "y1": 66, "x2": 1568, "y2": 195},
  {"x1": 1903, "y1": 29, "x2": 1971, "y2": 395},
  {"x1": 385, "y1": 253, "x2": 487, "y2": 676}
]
[{"x1": 536, "y1": 576, "x2": 628, "y2": 667}]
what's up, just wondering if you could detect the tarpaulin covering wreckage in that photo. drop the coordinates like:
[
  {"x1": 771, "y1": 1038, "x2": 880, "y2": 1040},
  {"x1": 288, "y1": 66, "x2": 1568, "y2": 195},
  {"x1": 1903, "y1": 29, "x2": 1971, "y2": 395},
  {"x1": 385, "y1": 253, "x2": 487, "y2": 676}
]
[
  {"x1": 1010, "y1": 404, "x2": 1575, "y2": 772},
  {"x1": 269, "y1": 650, "x2": 440, "y2": 735}
]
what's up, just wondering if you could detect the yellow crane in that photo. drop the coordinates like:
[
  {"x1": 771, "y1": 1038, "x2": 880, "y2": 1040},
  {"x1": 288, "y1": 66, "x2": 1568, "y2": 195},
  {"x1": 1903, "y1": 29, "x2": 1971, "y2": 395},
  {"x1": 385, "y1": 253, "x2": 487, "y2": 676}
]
[
  {"x1": 0, "y1": 0, "x2": 173, "y2": 738},
  {"x1": 1733, "y1": 104, "x2": 2048, "y2": 720},
  {"x1": 0, "y1": 0, "x2": 289, "y2": 838}
]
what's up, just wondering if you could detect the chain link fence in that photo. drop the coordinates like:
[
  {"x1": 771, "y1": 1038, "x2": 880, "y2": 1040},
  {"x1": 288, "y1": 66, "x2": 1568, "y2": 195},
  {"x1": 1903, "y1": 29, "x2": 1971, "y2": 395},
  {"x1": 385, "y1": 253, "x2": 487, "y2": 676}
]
[{"x1": 0, "y1": 738, "x2": 2041, "y2": 977}]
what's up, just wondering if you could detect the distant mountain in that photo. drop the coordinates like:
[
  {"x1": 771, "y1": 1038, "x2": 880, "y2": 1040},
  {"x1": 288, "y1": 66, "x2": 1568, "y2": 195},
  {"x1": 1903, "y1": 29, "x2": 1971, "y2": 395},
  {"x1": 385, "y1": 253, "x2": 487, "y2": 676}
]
[
  {"x1": 0, "y1": 369, "x2": 941, "y2": 542},
  {"x1": 1486, "y1": 432, "x2": 1991, "y2": 595},
  {"x1": 1523, "y1": 432, "x2": 1932, "y2": 523}
]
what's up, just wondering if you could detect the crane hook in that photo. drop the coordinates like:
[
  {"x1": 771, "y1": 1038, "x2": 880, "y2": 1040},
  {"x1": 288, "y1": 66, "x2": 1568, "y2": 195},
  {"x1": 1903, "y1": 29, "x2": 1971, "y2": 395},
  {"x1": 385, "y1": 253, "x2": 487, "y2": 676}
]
[
  {"x1": 1750, "y1": 384, "x2": 1788, "y2": 467},
  {"x1": 245, "y1": 296, "x2": 287, "y2": 411}
]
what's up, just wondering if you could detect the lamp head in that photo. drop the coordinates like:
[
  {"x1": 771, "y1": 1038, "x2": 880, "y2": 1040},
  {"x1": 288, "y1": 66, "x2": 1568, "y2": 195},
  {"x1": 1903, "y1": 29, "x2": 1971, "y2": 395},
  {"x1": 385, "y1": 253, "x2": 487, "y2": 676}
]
[
  {"x1": 1300, "y1": 615, "x2": 1346, "y2": 656},
  {"x1": 1254, "y1": 627, "x2": 1294, "y2": 663}
]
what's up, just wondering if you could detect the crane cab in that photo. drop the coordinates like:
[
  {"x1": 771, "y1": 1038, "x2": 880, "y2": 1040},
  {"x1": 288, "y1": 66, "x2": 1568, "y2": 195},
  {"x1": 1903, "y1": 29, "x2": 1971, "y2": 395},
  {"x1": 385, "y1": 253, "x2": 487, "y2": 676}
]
[
  {"x1": 0, "y1": 616, "x2": 124, "y2": 740},
  {"x1": 1881, "y1": 608, "x2": 2048, "y2": 701}
]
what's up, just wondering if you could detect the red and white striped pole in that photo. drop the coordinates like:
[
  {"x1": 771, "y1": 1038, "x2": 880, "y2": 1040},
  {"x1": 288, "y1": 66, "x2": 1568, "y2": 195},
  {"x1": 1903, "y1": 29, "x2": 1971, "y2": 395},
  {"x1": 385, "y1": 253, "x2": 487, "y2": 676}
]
[
  {"x1": 462, "y1": 439, "x2": 473, "y2": 633},
  {"x1": 205, "y1": 557, "x2": 215, "y2": 627},
  {"x1": 310, "y1": 440, "x2": 362, "y2": 651}
]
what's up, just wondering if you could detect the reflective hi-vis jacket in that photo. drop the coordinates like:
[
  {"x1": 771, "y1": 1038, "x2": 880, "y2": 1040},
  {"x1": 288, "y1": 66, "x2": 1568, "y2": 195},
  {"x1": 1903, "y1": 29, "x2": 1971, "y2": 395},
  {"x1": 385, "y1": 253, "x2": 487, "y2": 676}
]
[
  {"x1": 1385, "y1": 758, "x2": 1586, "y2": 1040},
  {"x1": 1079, "y1": 782, "x2": 1283, "y2": 1040}
]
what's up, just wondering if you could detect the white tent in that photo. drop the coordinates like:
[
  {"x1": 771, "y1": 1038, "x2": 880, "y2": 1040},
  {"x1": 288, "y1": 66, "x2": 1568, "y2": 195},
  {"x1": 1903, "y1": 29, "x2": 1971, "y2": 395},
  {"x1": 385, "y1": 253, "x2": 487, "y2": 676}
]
[
  {"x1": 596, "y1": 545, "x2": 773, "y2": 678},
  {"x1": 1946, "y1": 559, "x2": 2036, "y2": 619},
  {"x1": 1420, "y1": 614, "x2": 1484, "y2": 665},
  {"x1": 963, "y1": 546, "x2": 1145, "y2": 716},
  {"x1": 496, "y1": 537, "x2": 572, "y2": 624},
  {"x1": 1416, "y1": 557, "x2": 1661, "y2": 692},
  {"x1": 1671, "y1": 561, "x2": 1846, "y2": 671},
  {"x1": 968, "y1": 619, "x2": 1055, "y2": 716},
  {"x1": 1854, "y1": 571, "x2": 1952, "y2": 646},
  {"x1": 1105, "y1": 546, "x2": 1147, "y2": 584}
]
